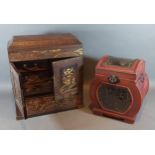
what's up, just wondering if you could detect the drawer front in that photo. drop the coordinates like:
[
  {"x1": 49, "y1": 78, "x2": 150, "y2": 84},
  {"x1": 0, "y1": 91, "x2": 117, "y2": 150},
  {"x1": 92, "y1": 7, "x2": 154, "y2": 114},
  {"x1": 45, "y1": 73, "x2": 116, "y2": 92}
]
[
  {"x1": 25, "y1": 94, "x2": 82, "y2": 117},
  {"x1": 14, "y1": 60, "x2": 50, "y2": 72},
  {"x1": 23, "y1": 71, "x2": 53, "y2": 96},
  {"x1": 25, "y1": 95, "x2": 56, "y2": 117}
]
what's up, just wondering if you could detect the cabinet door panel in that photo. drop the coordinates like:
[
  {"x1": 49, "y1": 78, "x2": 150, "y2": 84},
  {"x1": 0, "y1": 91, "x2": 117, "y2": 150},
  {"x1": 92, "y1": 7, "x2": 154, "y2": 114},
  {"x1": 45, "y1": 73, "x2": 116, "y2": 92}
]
[{"x1": 52, "y1": 57, "x2": 83, "y2": 110}]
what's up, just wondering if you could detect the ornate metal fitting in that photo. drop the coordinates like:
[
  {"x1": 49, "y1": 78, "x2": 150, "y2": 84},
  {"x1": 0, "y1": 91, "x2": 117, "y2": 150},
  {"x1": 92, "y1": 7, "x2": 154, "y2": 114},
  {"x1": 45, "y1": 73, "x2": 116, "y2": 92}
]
[{"x1": 108, "y1": 75, "x2": 120, "y2": 84}]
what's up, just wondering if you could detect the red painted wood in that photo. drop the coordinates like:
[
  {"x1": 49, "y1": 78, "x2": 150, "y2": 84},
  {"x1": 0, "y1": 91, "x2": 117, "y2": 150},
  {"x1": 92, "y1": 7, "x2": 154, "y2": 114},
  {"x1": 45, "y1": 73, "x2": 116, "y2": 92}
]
[{"x1": 90, "y1": 55, "x2": 149, "y2": 124}]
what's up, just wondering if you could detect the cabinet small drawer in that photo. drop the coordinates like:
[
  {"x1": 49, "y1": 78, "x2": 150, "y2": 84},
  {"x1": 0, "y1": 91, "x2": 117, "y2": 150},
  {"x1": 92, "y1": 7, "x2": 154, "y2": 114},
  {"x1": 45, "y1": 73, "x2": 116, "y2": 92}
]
[
  {"x1": 14, "y1": 60, "x2": 50, "y2": 73},
  {"x1": 22, "y1": 71, "x2": 53, "y2": 96},
  {"x1": 25, "y1": 95, "x2": 56, "y2": 117}
]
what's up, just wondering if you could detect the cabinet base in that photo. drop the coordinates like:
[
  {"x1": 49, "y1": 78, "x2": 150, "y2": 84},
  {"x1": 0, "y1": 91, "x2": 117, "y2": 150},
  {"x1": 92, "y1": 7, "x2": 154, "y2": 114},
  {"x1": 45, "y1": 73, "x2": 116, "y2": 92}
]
[{"x1": 90, "y1": 105, "x2": 135, "y2": 124}]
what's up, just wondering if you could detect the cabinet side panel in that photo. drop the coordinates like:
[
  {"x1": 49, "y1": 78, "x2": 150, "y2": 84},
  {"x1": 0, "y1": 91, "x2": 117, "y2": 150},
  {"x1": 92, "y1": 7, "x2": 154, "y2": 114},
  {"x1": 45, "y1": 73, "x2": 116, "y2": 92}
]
[{"x1": 10, "y1": 64, "x2": 25, "y2": 119}]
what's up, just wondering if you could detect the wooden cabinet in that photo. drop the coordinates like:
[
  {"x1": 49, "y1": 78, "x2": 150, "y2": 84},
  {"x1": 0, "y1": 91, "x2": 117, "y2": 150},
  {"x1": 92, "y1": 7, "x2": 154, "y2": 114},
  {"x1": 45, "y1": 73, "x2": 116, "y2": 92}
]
[
  {"x1": 8, "y1": 34, "x2": 84, "y2": 119},
  {"x1": 90, "y1": 55, "x2": 149, "y2": 123}
]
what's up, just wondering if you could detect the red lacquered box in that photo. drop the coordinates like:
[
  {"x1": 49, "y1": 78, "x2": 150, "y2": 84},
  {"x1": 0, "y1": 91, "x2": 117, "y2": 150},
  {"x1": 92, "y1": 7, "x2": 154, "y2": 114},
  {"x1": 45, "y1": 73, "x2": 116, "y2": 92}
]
[{"x1": 90, "y1": 55, "x2": 149, "y2": 123}]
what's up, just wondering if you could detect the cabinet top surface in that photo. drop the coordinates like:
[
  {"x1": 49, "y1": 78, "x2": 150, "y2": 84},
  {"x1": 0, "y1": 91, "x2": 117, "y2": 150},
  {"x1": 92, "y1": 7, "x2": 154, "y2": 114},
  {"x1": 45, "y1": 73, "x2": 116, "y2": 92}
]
[
  {"x1": 8, "y1": 33, "x2": 83, "y2": 62},
  {"x1": 8, "y1": 33, "x2": 82, "y2": 51},
  {"x1": 102, "y1": 56, "x2": 137, "y2": 68},
  {"x1": 96, "y1": 55, "x2": 144, "y2": 76}
]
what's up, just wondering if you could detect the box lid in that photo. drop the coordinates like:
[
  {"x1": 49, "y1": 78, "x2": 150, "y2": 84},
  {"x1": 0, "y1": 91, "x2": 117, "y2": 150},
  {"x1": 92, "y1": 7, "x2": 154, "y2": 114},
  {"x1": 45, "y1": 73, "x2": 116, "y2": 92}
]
[
  {"x1": 96, "y1": 55, "x2": 145, "y2": 80},
  {"x1": 8, "y1": 33, "x2": 83, "y2": 62}
]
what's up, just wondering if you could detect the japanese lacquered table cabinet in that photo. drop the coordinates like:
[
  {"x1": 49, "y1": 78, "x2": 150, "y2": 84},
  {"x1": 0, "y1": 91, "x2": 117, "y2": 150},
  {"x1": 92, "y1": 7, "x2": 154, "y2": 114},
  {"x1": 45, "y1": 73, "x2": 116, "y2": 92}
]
[
  {"x1": 8, "y1": 34, "x2": 84, "y2": 119},
  {"x1": 90, "y1": 55, "x2": 149, "y2": 123}
]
